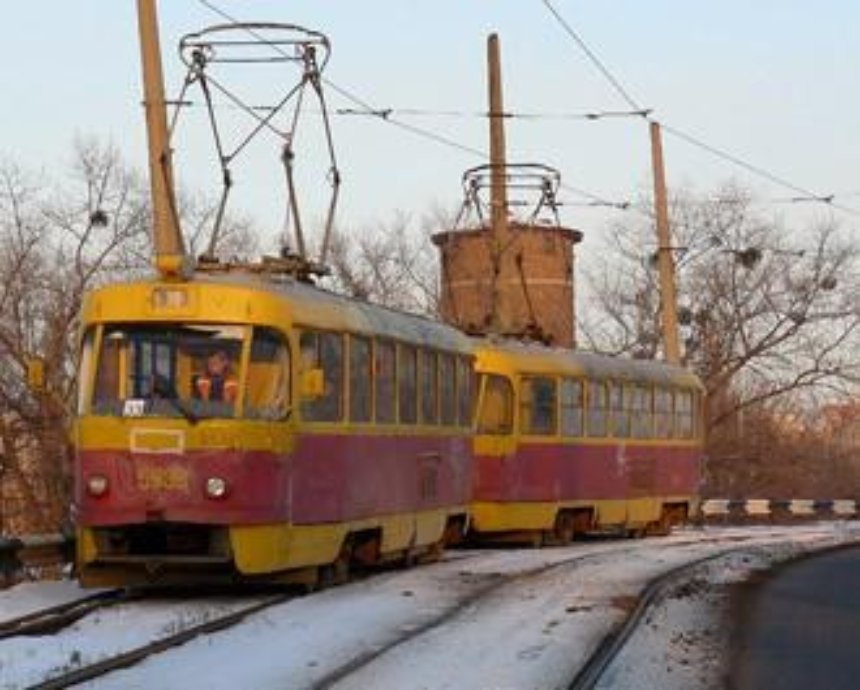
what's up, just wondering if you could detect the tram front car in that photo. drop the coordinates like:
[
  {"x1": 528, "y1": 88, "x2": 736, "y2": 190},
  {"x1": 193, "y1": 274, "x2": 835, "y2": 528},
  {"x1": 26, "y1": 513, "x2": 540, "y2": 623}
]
[{"x1": 74, "y1": 278, "x2": 298, "y2": 587}]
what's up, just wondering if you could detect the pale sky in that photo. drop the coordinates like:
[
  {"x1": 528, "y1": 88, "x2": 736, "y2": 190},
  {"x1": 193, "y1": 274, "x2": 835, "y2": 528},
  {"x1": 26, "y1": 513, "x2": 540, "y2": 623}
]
[{"x1": 1, "y1": 1, "x2": 857, "y2": 249}]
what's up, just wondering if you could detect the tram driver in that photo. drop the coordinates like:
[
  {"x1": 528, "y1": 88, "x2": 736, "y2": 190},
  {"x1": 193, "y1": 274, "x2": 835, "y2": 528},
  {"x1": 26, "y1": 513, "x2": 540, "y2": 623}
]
[{"x1": 193, "y1": 349, "x2": 239, "y2": 403}]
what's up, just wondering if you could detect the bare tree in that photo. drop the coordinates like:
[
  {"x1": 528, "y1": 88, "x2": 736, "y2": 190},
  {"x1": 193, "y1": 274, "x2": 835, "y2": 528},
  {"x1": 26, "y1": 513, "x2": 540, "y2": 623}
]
[
  {"x1": 324, "y1": 209, "x2": 446, "y2": 316},
  {"x1": 0, "y1": 139, "x2": 152, "y2": 533},
  {"x1": 581, "y1": 184, "x2": 860, "y2": 496},
  {"x1": 0, "y1": 138, "x2": 266, "y2": 534},
  {"x1": 179, "y1": 191, "x2": 260, "y2": 263},
  {"x1": 582, "y1": 183, "x2": 860, "y2": 430}
]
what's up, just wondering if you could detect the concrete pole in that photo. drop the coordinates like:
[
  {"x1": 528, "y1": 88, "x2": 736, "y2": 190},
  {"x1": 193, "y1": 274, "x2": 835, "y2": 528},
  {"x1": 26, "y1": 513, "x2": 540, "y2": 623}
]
[
  {"x1": 137, "y1": 0, "x2": 186, "y2": 278},
  {"x1": 487, "y1": 33, "x2": 509, "y2": 332},
  {"x1": 649, "y1": 121, "x2": 681, "y2": 364}
]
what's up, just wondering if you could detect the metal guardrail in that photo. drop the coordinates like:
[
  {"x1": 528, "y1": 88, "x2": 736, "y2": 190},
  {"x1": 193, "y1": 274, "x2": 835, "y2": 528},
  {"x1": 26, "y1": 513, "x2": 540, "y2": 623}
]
[
  {"x1": 700, "y1": 498, "x2": 857, "y2": 520},
  {"x1": 0, "y1": 533, "x2": 74, "y2": 588}
]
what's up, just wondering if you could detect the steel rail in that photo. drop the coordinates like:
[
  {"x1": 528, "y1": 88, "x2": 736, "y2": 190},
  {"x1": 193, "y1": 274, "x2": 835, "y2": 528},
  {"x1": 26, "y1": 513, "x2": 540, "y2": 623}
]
[
  {"x1": 0, "y1": 589, "x2": 126, "y2": 641},
  {"x1": 29, "y1": 593, "x2": 294, "y2": 690},
  {"x1": 567, "y1": 550, "x2": 738, "y2": 690},
  {"x1": 311, "y1": 530, "x2": 783, "y2": 689}
]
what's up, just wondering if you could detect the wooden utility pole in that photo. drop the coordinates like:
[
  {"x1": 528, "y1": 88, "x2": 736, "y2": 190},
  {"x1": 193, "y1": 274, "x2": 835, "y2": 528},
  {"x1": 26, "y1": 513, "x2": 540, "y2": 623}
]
[
  {"x1": 487, "y1": 33, "x2": 509, "y2": 331},
  {"x1": 137, "y1": 0, "x2": 186, "y2": 278},
  {"x1": 649, "y1": 121, "x2": 681, "y2": 365}
]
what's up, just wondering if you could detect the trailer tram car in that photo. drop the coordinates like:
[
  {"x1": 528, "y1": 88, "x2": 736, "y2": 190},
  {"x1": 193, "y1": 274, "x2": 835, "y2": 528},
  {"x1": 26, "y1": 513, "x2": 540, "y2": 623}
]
[
  {"x1": 470, "y1": 340, "x2": 703, "y2": 543},
  {"x1": 74, "y1": 275, "x2": 474, "y2": 587}
]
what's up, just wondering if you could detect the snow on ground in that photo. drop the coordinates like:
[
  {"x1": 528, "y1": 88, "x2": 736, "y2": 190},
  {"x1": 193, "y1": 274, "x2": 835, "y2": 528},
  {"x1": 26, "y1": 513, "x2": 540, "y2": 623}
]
[
  {"x1": 594, "y1": 524, "x2": 860, "y2": 690},
  {"x1": 1, "y1": 523, "x2": 858, "y2": 690},
  {"x1": 328, "y1": 527, "x2": 858, "y2": 690},
  {"x1": 0, "y1": 580, "x2": 96, "y2": 622},
  {"x1": 0, "y1": 596, "x2": 271, "y2": 689}
]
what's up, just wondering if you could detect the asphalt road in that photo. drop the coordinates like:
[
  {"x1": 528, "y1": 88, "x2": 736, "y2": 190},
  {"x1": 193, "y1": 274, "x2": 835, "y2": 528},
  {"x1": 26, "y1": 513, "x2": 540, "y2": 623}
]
[{"x1": 729, "y1": 545, "x2": 860, "y2": 689}]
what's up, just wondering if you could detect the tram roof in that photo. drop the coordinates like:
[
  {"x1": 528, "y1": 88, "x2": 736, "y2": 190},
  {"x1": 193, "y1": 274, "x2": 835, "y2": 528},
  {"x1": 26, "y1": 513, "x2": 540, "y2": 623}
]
[
  {"x1": 472, "y1": 337, "x2": 704, "y2": 389},
  {"x1": 84, "y1": 272, "x2": 473, "y2": 354}
]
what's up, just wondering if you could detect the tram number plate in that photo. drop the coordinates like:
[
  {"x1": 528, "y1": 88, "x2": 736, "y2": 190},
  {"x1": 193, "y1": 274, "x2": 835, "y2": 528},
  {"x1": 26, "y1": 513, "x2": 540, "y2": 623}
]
[{"x1": 136, "y1": 465, "x2": 190, "y2": 493}]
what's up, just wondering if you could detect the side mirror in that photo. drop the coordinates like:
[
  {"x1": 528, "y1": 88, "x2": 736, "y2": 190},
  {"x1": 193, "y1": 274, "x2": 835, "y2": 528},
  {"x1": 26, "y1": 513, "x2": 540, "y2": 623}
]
[
  {"x1": 300, "y1": 368, "x2": 325, "y2": 399},
  {"x1": 27, "y1": 358, "x2": 46, "y2": 392}
]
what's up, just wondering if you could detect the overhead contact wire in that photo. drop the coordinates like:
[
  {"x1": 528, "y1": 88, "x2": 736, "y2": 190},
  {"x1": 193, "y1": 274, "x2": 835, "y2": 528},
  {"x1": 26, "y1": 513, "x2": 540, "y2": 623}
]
[
  {"x1": 659, "y1": 123, "x2": 860, "y2": 217},
  {"x1": 195, "y1": 0, "x2": 629, "y2": 210},
  {"x1": 540, "y1": 0, "x2": 860, "y2": 216},
  {"x1": 541, "y1": 0, "x2": 645, "y2": 113}
]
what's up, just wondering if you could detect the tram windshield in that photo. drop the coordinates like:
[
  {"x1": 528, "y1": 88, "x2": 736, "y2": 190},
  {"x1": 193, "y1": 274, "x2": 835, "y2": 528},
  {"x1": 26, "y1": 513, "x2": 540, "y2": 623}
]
[
  {"x1": 89, "y1": 323, "x2": 243, "y2": 420},
  {"x1": 86, "y1": 323, "x2": 291, "y2": 421}
]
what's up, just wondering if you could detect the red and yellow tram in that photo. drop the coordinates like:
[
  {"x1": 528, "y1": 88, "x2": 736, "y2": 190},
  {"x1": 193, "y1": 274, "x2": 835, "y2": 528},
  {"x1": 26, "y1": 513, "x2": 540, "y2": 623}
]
[
  {"x1": 74, "y1": 275, "x2": 474, "y2": 587},
  {"x1": 470, "y1": 339, "x2": 703, "y2": 543},
  {"x1": 72, "y1": 276, "x2": 703, "y2": 587}
]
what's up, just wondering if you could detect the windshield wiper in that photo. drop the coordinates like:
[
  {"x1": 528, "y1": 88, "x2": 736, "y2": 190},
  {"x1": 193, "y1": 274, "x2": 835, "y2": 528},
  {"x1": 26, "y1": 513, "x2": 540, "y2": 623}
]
[{"x1": 152, "y1": 376, "x2": 200, "y2": 425}]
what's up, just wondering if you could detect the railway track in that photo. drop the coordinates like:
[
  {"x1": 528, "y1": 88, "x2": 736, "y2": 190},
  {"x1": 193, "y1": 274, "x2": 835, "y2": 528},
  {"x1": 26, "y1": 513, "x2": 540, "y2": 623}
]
[
  {"x1": 311, "y1": 529, "x2": 801, "y2": 689},
  {"x1": 307, "y1": 526, "x2": 853, "y2": 689},
  {"x1": 565, "y1": 533, "x2": 860, "y2": 690},
  {"x1": 566, "y1": 551, "x2": 733, "y2": 690},
  {"x1": 28, "y1": 593, "x2": 293, "y2": 690},
  {"x1": 0, "y1": 589, "x2": 127, "y2": 641},
  {"x1": 3, "y1": 525, "x2": 851, "y2": 689}
]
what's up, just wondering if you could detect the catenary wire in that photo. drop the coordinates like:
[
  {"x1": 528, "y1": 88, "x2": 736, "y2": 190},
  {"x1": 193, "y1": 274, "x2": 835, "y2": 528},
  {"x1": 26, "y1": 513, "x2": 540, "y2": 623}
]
[
  {"x1": 540, "y1": 0, "x2": 645, "y2": 113},
  {"x1": 194, "y1": 0, "x2": 629, "y2": 208},
  {"x1": 540, "y1": 0, "x2": 860, "y2": 217}
]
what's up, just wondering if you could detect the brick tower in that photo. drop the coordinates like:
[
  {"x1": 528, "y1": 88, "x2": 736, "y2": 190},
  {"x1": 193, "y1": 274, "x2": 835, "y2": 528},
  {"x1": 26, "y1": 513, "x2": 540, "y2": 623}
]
[
  {"x1": 433, "y1": 167, "x2": 582, "y2": 347},
  {"x1": 432, "y1": 35, "x2": 582, "y2": 347}
]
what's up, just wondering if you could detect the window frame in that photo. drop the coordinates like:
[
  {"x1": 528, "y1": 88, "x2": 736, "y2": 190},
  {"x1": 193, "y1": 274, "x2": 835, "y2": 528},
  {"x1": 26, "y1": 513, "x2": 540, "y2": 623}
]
[
  {"x1": 560, "y1": 377, "x2": 585, "y2": 438},
  {"x1": 420, "y1": 348, "x2": 439, "y2": 425},
  {"x1": 519, "y1": 375, "x2": 558, "y2": 437},
  {"x1": 586, "y1": 380, "x2": 608, "y2": 438},
  {"x1": 439, "y1": 352, "x2": 457, "y2": 427},
  {"x1": 398, "y1": 342, "x2": 418, "y2": 425},
  {"x1": 299, "y1": 329, "x2": 345, "y2": 423},
  {"x1": 348, "y1": 334, "x2": 373, "y2": 424},
  {"x1": 374, "y1": 338, "x2": 397, "y2": 425},
  {"x1": 476, "y1": 373, "x2": 514, "y2": 435},
  {"x1": 244, "y1": 326, "x2": 292, "y2": 420}
]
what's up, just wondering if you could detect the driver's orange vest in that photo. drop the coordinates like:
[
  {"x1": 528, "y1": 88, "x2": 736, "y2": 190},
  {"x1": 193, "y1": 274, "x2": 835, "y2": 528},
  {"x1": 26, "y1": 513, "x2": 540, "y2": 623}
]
[{"x1": 195, "y1": 375, "x2": 238, "y2": 402}]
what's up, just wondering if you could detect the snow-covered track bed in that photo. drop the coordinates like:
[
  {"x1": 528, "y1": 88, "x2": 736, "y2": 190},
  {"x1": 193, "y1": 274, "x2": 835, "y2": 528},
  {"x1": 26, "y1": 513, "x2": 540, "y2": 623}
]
[
  {"x1": 2, "y1": 523, "x2": 859, "y2": 690},
  {"x1": 568, "y1": 551, "x2": 736, "y2": 689},
  {"x1": 0, "y1": 592, "x2": 294, "y2": 689},
  {"x1": 0, "y1": 590, "x2": 125, "y2": 642},
  {"x1": 584, "y1": 539, "x2": 860, "y2": 690}
]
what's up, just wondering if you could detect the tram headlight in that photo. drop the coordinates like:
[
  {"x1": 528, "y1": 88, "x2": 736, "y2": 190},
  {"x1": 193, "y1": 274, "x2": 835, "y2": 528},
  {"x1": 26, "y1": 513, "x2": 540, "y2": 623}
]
[
  {"x1": 205, "y1": 476, "x2": 229, "y2": 499},
  {"x1": 86, "y1": 474, "x2": 109, "y2": 497}
]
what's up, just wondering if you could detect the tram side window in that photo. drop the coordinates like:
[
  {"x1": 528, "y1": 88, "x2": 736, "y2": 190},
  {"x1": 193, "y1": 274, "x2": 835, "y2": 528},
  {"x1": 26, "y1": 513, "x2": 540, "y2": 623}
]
[
  {"x1": 300, "y1": 331, "x2": 343, "y2": 422},
  {"x1": 586, "y1": 381, "x2": 607, "y2": 437},
  {"x1": 675, "y1": 389, "x2": 694, "y2": 439},
  {"x1": 375, "y1": 339, "x2": 396, "y2": 424},
  {"x1": 420, "y1": 349, "x2": 438, "y2": 425},
  {"x1": 92, "y1": 331, "x2": 121, "y2": 409},
  {"x1": 398, "y1": 344, "x2": 418, "y2": 424},
  {"x1": 520, "y1": 377, "x2": 557, "y2": 436},
  {"x1": 456, "y1": 356, "x2": 473, "y2": 428},
  {"x1": 629, "y1": 385, "x2": 653, "y2": 438},
  {"x1": 609, "y1": 382, "x2": 627, "y2": 437},
  {"x1": 560, "y1": 378, "x2": 584, "y2": 437},
  {"x1": 654, "y1": 388, "x2": 673, "y2": 438},
  {"x1": 349, "y1": 335, "x2": 372, "y2": 423},
  {"x1": 477, "y1": 374, "x2": 513, "y2": 435},
  {"x1": 245, "y1": 328, "x2": 290, "y2": 420},
  {"x1": 440, "y1": 353, "x2": 457, "y2": 426}
]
